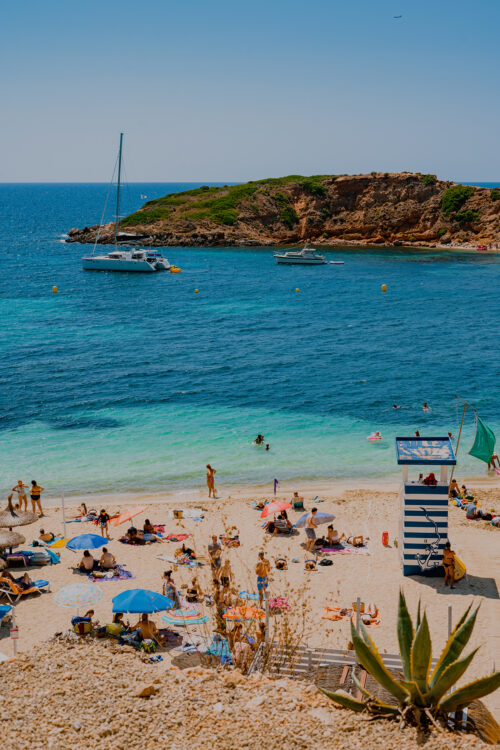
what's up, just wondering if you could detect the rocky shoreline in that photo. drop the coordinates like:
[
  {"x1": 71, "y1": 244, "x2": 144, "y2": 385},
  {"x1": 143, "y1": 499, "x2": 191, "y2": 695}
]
[
  {"x1": 0, "y1": 636, "x2": 489, "y2": 749},
  {"x1": 66, "y1": 172, "x2": 500, "y2": 249}
]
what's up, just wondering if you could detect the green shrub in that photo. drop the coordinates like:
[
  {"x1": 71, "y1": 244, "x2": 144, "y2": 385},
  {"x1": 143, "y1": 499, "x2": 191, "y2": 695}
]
[
  {"x1": 370, "y1": 171, "x2": 377, "y2": 176},
  {"x1": 273, "y1": 192, "x2": 290, "y2": 208},
  {"x1": 441, "y1": 185, "x2": 474, "y2": 216},
  {"x1": 320, "y1": 208, "x2": 332, "y2": 219},
  {"x1": 437, "y1": 227, "x2": 447, "y2": 237},
  {"x1": 120, "y1": 207, "x2": 171, "y2": 226},
  {"x1": 281, "y1": 206, "x2": 299, "y2": 229},
  {"x1": 455, "y1": 210, "x2": 479, "y2": 226},
  {"x1": 491, "y1": 188, "x2": 500, "y2": 201},
  {"x1": 383, "y1": 172, "x2": 389, "y2": 178},
  {"x1": 422, "y1": 174, "x2": 437, "y2": 186},
  {"x1": 320, "y1": 591, "x2": 500, "y2": 740},
  {"x1": 300, "y1": 179, "x2": 326, "y2": 197}
]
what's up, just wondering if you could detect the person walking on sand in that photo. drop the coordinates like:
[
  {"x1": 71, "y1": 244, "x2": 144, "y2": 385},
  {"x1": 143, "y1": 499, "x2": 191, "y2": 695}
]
[
  {"x1": 256, "y1": 550, "x2": 271, "y2": 606},
  {"x1": 206, "y1": 464, "x2": 217, "y2": 498},
  {"x1": 305, "y1": 507, "x2": 318, "y2": 553},
  {"x1": 208, "y1": 535, "x2": 222, "y2": 582},
  {"x1": 98, "y1": 509, "x2": 111, "y2": 539},
  {"x1": 11, "y1": 480, "x2": 29, "y2": 511},
  {"x1": 442, "y1": 541, "x2": 456, "y2": 589},
  {"x1": 30, "y1": 480, "x2": 45, "y2": 516}
]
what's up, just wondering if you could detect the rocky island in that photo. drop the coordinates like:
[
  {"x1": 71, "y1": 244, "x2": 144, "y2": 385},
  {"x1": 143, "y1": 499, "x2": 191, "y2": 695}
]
[{"x1": 67, "y1": 172, "x2": 500, "y2": 248}]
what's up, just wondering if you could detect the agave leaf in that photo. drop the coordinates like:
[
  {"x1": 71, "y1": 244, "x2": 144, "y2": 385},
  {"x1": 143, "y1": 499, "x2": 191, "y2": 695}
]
[
  {"x1": 352, "y1": 673, "x2": 374, "y2": 700},
  {"x1": 426, "y1": 648, "x2": 479, "y2": 705},
  {"x1": 397, "y1": 590, "x2": 414, "y2": 681},
  {"x1": 319, "y1": 687, "x2": 366, "y2": 712},
  {"x1": 416, "y1": 600, "x2": 421, "y2": 630},
  {"x1": 451, "y1": 602, "x2": 473, "y2": 636},
  {"x1": 439, "y1": 671, "x2": 500, "y2": 713},
  {"x1": 430, "y1": 606, "x2": 479, "y2": 687},
  {"x1": 411, "y1": 611, "x2": 432, "y2": 691},
  {"x1": 367, "y1": 701, "x2": 399, "y2": 716},
  {"x1": 350, "y1": 620, "x2": 409, "y2": 704},
  {"x1": 399, "y1": 679, "x2": 426, "y2": 707}
]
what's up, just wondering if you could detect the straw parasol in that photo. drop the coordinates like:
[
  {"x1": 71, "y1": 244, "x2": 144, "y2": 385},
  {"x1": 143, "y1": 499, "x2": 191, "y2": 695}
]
[
  {"x1": 0, "y1": 497, "x2": 37, "y2": 530},
  {"x1": 0, "y1": 529, "x2": 25, "y2": 550}
]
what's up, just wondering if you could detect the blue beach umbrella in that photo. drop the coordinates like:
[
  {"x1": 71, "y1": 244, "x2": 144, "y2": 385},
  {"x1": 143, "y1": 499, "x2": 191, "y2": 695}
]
[
  {"x1": 112, "y1": 588, "x2": 176, "y2": 614},
  {"x1": 66, "y1": 534, "x2": 109, "y2": 551},
  {"x1": 294, "y1": 511, "x2": 335, "y2": 528}
]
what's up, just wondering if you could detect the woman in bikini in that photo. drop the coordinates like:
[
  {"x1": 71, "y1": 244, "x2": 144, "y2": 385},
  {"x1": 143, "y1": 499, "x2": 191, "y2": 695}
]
[
  {"x1": 206, "y1": 464, "x2": 217, "y2": 498},
  {"x1": 11, "y1": 480, "x2": 28, "y2": 511},
  {"x1": 30, "y1": 480, "x2": 45, "y2": 516},
  {"x1": 443, "y1": 541, "x2": 456, "y2": 589}
]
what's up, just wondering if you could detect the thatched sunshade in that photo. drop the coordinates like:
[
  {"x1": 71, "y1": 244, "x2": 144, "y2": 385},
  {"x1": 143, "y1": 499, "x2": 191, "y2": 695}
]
[
  {"x1": 0, "y1": 529, "x2": 25, "y2": 550},
  {"x1": 0, "y1": 497, "x2": 37, "y2": 529}
]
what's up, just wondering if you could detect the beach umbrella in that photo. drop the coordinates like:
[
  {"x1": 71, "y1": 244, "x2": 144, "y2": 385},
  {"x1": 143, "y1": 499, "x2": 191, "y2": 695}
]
[
  {"x1": 66, "y1": 534, "x2": 109, "y2": 551},
  {"x1": 260, "y1": 500, "x2": 291, "y2": 519},
  {"x1": 54, "y1": 583, "x2": 103, "y2": 609},
  {"x1": 112, "y1": 506, "x2": 148, "y2": 527},
  {"x1": 0, "y1": 530, "x2": 25, "y2": 550},
  {"x1": 295, "y1": 511, "x2": 335, "y2": 528},
  {"x1": 223, "y1": 606, "x2": 265, "y2": 621},
  {"x1": 161, "y1": 607, "x2": 210, "y2": 626},
  {"x1": 112, "y1": 588, "x2": 176, "y2": 614},
  {"x1": 0, "y1": 498, "x2": 37, "y2": 529}
]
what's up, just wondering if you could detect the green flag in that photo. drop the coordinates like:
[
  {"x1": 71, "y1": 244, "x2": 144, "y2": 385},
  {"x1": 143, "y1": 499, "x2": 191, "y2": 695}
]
[{"x1": 469, "y1": 417, "x2": 496, "y2": 464}]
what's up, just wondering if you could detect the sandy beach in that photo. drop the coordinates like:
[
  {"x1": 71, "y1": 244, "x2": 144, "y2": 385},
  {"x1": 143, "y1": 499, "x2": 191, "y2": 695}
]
[{"x1": 2, "y1": 478, "x2": 499, "y2": 715}]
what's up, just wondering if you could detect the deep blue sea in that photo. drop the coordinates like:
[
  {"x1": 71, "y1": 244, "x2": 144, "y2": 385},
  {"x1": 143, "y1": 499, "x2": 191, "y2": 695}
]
[{"x1": 0, "y1": 182, "x2": 499, "y2": 498}]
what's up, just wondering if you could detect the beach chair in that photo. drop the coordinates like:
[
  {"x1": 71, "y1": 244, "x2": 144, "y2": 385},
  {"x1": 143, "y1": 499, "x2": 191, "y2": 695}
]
[
  {"x1": 0, "y1": 605, "x2": 12, "y2": 629},
  {"x1": 0, "y1": 577, "x2": 50, "y2": 604}
]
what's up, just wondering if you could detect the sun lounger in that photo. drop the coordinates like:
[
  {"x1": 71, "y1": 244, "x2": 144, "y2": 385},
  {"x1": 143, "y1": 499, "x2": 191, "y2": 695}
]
[{"x1": 0, "y1": 577, "x2": 50, "y2": 603}]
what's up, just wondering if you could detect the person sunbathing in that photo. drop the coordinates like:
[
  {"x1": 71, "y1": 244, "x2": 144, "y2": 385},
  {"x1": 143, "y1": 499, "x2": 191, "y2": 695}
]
[
  {"x1": 186, "y1": 577, "x2": 202, "y2": 603},
  {"x1": 16, "y1": 573, "x2": 34, "y2": 591},
  {"x1": 99, "y1": 547, "x2": 117, "y2": 570},
  {"x1": 132, "y1": 614, "x2": 164, "y2": 646},
  {"x1": 277, "y1": 510, "x2": 292, "y2": 528},
  {"x1": 274, "y1": 557, "x2": 288, "y2": 570},
  {"x1": 79, "y1": 550, "x2": 96, "y2": 572},
  {"x1": 292, "y1": 491, "x2": 304, "y2": 508},
  {"x1": 39, "y1": 529, "x2": 55, "y2": 543},
  {"x1": 304, "y1": 558, "x2": 317, "y2": 571}
]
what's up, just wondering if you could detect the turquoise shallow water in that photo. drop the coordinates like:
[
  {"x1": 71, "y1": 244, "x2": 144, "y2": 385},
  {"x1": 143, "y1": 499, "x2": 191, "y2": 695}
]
[{"x1": 0, "y1": 183, "x2": 499, "y2": 497}]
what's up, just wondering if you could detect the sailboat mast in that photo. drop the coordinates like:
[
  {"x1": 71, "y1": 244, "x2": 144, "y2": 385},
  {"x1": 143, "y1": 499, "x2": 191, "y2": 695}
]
[{"x1": 114, "y1": 132, "x2": 124, "y2": 246}]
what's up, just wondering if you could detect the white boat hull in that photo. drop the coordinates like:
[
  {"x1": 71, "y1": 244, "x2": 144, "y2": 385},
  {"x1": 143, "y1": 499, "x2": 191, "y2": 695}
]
[
  {"x1": 274, "y1": 255, "x2": 326, "y2": 265},
  {"x1": 82, "y1": 256, "x2": 157, "y2": 272}
]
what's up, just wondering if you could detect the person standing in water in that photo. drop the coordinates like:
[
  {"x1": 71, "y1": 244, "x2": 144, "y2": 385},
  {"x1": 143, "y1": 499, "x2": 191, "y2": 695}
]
[
  {"x1": 30, "y1": 480, "x2": 45, "y2": 516},
  {"x1": 206, "y1": 464, "x2": 217, "y2": 498}
]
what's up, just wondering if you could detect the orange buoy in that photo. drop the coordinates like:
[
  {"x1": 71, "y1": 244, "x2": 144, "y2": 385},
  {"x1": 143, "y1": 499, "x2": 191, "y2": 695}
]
[{"x1": 381, "y1": 284, "x2": 387, "y2": 293}]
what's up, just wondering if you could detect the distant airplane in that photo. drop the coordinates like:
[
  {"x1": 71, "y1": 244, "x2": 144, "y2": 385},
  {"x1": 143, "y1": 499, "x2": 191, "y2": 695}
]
[{"x1": 393, "y1": 14, "x2": 402, "y2": 18}]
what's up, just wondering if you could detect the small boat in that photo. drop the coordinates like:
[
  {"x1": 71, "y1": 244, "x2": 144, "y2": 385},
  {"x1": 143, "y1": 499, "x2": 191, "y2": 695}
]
[
  {"x1": 82, "y1": 134, "x2": 170, "y2": 273},
  {"x1": 274, "y1": 246, "x2": 326, "y2": 265},
  {"x1": 329, "y1": 260, "x2": 345, "y2": 265},
  {"x1": 476, "y1": 244, "x2": 488, "y2": 251}
]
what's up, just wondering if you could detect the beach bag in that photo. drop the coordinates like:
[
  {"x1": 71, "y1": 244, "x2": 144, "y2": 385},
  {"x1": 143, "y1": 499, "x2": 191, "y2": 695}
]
[
  {"x1": 140, "y1": 639, "x2": 156, "y2": 653},
  {"x1": 173, "y1": 510, "x2": 183, "y2": 519},
  {"x1": 106, "y1": 623, "x2": 123, "y2": 637},
  {"x1": 319, "y1": 559, "x2": 333, "y2": 566}
]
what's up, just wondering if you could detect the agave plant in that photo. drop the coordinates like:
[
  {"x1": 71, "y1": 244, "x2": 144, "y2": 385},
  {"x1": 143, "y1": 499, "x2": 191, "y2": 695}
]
[{"x1": 320, "y1": 591, "x2": 500, "y2": 735}]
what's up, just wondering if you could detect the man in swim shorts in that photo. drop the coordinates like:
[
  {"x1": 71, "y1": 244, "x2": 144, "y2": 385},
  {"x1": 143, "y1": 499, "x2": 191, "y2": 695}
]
[
  {"x1": 305, "y1": 507, "x2": 318, "y2": 552},
  {"x1": 256, "y1": 551, "x2": 270, "y2": 605}
]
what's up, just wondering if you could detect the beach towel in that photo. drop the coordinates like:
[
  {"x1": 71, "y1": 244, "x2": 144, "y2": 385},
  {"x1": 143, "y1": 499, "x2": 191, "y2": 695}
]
[
  {"x1": 321, "y1": 542, "x2": 371, "y2": 556},
  {"x1": 167, "y1": 508, "x2": 204, "y2": 520},
  {"x1": 153, "y1": 525, "x2": 165, "y2": 534},
  {"x1": 238, "y1": 590, "x2": 259, "y2": 601},
  {"x1": 166, "y1": 533, "x2": 190, "y2": 542},
  {"x1": 88, "y1": 566, "x2": 135, "y2": 583}
]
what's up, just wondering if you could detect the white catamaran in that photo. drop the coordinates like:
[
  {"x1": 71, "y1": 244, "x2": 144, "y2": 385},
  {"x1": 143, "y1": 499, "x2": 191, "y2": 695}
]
[{"x1": 82, "y1": 134, "x2": 170, "y2": 272}]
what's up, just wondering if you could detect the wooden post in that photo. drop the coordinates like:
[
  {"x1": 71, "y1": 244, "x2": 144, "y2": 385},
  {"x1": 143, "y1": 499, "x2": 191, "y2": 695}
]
[
  {"x1": 450, "y1": 403, "x2": 467, "y2": 483},
  {"x1": 448, "y1": 604, "x2": 452, "y2": 638},
  {"x1": 356, "y1": 597, "x2": 361, "y2": 634}
]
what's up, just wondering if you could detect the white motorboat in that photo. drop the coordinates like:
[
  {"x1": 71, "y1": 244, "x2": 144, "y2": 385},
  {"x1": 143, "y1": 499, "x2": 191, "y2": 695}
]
[
  {"x1": 82, "y1": 134, "x2": 170, "y2": 273},
  {"x1": 273, "y1": 246, "x2": 326, "y2": 265}
]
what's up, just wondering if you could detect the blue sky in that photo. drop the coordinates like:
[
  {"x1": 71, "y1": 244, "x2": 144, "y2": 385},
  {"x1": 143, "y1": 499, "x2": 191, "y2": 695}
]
[{"x1": 2, "y1": 0, "x2": 499, "y2": 181}]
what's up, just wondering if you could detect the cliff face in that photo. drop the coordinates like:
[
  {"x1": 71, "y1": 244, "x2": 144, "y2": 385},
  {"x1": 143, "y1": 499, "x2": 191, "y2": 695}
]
[{"x1": 67, "y1": 173, "x2": 500, "y2": 248}]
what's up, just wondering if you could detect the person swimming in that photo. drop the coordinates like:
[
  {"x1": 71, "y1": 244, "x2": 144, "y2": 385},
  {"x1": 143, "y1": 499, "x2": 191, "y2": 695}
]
[{"x1": 253, "y1": 434, "x2": 264, "y2": 445}]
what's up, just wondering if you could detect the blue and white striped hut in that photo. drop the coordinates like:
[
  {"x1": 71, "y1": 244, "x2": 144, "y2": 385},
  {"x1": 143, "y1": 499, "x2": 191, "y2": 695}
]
[{"x1": 395, "y1": 436, "x2": 456, "y2": 577}]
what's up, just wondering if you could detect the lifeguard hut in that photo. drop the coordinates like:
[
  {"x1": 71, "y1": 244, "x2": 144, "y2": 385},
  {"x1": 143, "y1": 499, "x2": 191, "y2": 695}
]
[{"x1": 395, "y1": 436, "x2": 456, "y2": 576}]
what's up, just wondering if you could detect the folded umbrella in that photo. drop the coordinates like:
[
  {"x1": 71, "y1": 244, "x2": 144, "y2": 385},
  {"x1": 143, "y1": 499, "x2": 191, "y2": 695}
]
[
  {"x1": 112, "y1": 588, "x2": 176, "y2": 614},
  {"x1": 260, "y1": 500, "x2": 292, "y2": 519},
  {"x1": 295, "y1": 511, "x2": 335, "y2": 528},
  {"x1": 66, "y1": 534, "x2": 109, "y2": 551}
]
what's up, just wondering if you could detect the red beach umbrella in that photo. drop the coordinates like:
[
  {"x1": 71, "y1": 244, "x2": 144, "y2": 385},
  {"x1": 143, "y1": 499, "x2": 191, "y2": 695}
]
[
  {"x1": 112, "y1": 506, "x2": 148, "y2": 527},
  {"x1": 260, "y1": 500, "x2": 292, "y2": 519}
]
